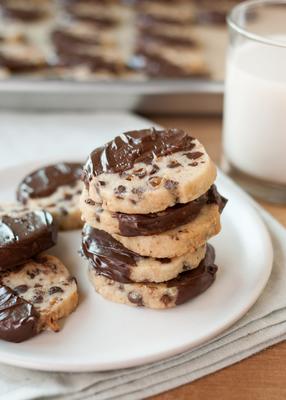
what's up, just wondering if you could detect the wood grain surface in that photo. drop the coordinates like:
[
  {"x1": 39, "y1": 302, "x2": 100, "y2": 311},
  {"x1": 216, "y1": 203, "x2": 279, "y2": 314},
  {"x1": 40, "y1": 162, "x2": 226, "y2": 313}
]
[{"x1": 145, "y1": 115, "x2": 286, "y2": 400}]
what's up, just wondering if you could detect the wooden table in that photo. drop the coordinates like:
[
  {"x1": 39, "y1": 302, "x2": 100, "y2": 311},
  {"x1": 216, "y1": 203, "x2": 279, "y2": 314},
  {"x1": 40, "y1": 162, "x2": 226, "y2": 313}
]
[{"x1": 146, "y1": 115, "x2": 286, "y2": 400}]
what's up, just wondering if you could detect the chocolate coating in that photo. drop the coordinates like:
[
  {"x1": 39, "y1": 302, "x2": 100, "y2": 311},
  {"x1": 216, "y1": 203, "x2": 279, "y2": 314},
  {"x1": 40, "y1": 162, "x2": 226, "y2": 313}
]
[
  {"x1": 137, "y1": 32, "x2": 196, "y2": 48},
  {"x1": 0, "y1": 210, "x2": 57, "y2": 271},
  {"x1": 52, "y1": 29, "x2": 101, "y2": 54},
  {"x1": 17, "y1": 162, "x2": 82, "y2": 203},
  {"x1": 115, "y1": 185, "x2": 227, "y2": 236},
  {"x1": 83, "y1": 128, "x2": 195, "y2": 182},
  {"x1": 140, "y1": 53, "x2": 206, "y2": 78},
  {"x1": 0, "y1": 285, "x2": 39, "y2": 343},
  {"x1": 82, "y1": 225, "x2": 140, "y2": 282},
  {"x1": 167, "y1": 244, "x2": 217, "y2": 305}
]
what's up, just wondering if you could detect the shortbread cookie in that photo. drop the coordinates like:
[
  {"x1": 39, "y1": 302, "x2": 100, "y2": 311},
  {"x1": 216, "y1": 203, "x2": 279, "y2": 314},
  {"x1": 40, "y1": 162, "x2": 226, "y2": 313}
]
[
  {"x1": 82, "y1": 128, "x2": 217, "y2": 214},
  {"x1": 137, "y1": 42, "x2": 208, "y2": 78},
  {"x1": 55, "y1": 44, "x2": 132, "y2": 76},
  {"x1": 65, "y1": 2, "x2": 123, "y2": 27},
  {"x1": 17, "y1": 162, "x2": 83, "y2": 230},
  {"x1": 137, "y1": 23, "x2": 199, "y2": 47},
  {"x1": 0, "y1": 254, "x2": 78, "y2": 342},
  {"x1": 112, "y1": 204, "x2": 221, "y2": 258},
  {"x1": 0, "y1": 205, "x2": 57, "y2": 271},
  {"x1": 0, "y1": 42, "x2": 48, "y2": 72},
  {"x1": 1, "y1": 0, "x2": 51, "y2": 22},
  {"x1": 137, "y1": 2, "x2": 195, "y2": 26},
  {"x1": 52, "y1": 23, "x2": 116, "y2": 54},
  {"x1": 82, "y1": 225, "x2": 206, "y2": 283},
  {"x1": 81, "y1": 184, "x2": 226, "y2": 237},
  {"x1": 88, "y1": 244, "x2": 217, "y2": 309}
]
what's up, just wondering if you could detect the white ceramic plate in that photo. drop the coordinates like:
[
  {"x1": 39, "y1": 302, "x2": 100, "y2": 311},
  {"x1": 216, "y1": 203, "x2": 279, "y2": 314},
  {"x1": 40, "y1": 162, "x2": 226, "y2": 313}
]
[{"x1": 0, "y1": 162, "x2": 273, "y2": 372}]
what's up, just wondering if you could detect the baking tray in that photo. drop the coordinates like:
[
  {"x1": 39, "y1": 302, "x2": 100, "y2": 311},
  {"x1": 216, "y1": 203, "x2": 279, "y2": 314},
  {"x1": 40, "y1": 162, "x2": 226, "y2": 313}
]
[{"x1": 0, "y1": 78, "x2": 224, "y2": 114}]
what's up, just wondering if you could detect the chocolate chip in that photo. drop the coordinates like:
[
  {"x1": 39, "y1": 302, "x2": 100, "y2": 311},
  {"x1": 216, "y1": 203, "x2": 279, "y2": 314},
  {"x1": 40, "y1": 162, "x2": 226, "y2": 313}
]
[
  {"x1": 164, "y1": 179, "x2": 178, "y2": 190},
  {"x1": 48, "y1": 286, "x2": 64, "y2": 295},
  {"x1": 160, "y1": 258, "x2": 171, "y2": 264},
  {"x1": 32, "y1": 294, "x2": 43, "y2": 304},
  {"x1": 167, "y1": 160, "x2": 182, "y2": 168},
  {"x1": 64, "y1": 193, "x2": 73, "y2": 200},
  {"x1": 130, "y1": 199, "x2": 137, "y2": 205},
  {"x1": 96, "y1": 215, "x2": 101, "y2": 223},
  {"x1": 188, "y1": 162, "x2": 198, "y2": 167},
  {"x1": 149, "y1": 176, "x2": 162, "y2": 187},
  {"x1": 60, "y1": 207, "x2": 68, "y2": 216},
  {"x1": 124, "y1": 174, "x2": 133, "y2": 181},
  {"x1": 184, "y1": 151, "x2": 203, "y2": 160},
  {"x1": 114, "y1": 185, "x2": 126, "y2": 198},
  {"x1": 99, "y1": 181, "x2": 106, "y2": 186},
  {"x1": 27, "y1": 269, "x2": 40, "y2": 279},
  {"x1": 161, "y1": 294, "x2": 172, "y2": 306},
  {"x1": 150, "y1": 164, "x2": 159, "y2": 175},
  {"x1": 85, "y1": 198, "x2": 95, "y2": 205},
  {"x1": 131, "y1": 187, "x2": 144, "y2": 195},
  {"x1": 13, "y1": 284, "x2": 28, "y2": 294},
  {"x1": 128, "y1": 291, "x2": 143, "y2": 306},
  {"x1": 133, "y1": 168, "x2": 147, "y2": 179}
]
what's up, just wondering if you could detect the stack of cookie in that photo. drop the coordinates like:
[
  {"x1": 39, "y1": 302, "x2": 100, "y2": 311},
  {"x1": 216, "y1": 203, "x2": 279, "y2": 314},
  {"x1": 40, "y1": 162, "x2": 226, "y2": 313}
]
[{"x1": 80, "y1": 128, "x2": 227, "y2": 309}]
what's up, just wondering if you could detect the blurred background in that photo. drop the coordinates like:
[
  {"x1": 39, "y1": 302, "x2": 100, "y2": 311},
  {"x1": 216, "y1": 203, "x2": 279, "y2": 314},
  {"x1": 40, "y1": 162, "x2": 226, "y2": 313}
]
[{"x1": 0, "y1": 0, "x2": 241, "y2": 113}]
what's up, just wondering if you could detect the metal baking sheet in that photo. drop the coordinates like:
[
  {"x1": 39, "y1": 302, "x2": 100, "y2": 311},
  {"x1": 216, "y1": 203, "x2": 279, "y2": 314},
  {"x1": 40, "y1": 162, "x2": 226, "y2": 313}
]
[{"x1": 0, "y1": 79, "x2": 223, "y2": 114}]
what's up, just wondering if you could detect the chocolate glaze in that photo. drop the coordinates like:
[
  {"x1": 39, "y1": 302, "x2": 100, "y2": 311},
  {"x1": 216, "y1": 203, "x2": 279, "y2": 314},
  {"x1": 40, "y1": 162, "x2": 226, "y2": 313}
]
[
  {"x1": 65, "y1": 4, "x2": 118, "y2": 27},
  {"x1": 0, "y1": 53, "x2": 47, "y2": 73},
  {"x1": 140, "y1": 53, "x2": 206, "y2": 78},
  {"x1": 2, "y1": 6, "x2": 48, "y2": 22},
  {"x1": 0, "y1": 210, "x2": 57, "y2": 271},
  {"x1": 115, "y1": 185, "x2": 227, "y2": 237},
  {"x1": 82, "y1": 225, "x2": 140, "y2": 282},
  {"x1": 196, "y1": 10, "x2": 226, "y2": 25},
  {"x1": 167, "y1": 244, "x2": 217, "y2": 305},
  {"x1": 0, "y1": 285, "x2": 39, "y2": 343},
  {"x1": 52, "y1": 29, "x2": 101, "y2": 54},
  {"x1": 137, "y1": 32, "x2": 196, "y2": 48},
  {"x1": 137, "y1": 13, "x2": 191, "y2": 27},
  {"x1": 17, "y1": 162, "x2": 82, "y2": 203},
  {"x1": 55, "y1": 49, "x2": 130, "y2": 74},
  {"x1": 83, "y1": 128, "x2": 195, "y2": 182}
]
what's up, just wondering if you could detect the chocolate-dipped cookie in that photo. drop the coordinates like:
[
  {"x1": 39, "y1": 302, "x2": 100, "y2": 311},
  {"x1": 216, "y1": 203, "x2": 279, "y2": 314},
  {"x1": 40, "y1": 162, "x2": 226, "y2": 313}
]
[
  {"x1": 81, "y1": 128, "x2": 217, "y2": 214},
  {"x1": 17, "y1": 162, "x2": 83, "y2": 231},
  {"x1": 82, "y1": 225, "x2": 206, "y2": 283},
  {"x1": 88, "y1": 244, "x2": 217, "y2": 309},
  {"x1": 0, "y1": 43, "x2": 48, "y2": 73},
  {"x1": 0, "y1": 205, "x2": 57, "y2": 271},
  {"x1": 0, "y1": 254, "x2": 78, "y2": 342}
]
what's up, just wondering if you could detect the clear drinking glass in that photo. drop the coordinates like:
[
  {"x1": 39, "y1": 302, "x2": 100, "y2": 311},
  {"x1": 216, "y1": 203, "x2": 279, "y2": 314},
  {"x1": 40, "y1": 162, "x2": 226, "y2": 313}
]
[{"x1": 222, "y1": 0, "x2": 286, "y2": 203}]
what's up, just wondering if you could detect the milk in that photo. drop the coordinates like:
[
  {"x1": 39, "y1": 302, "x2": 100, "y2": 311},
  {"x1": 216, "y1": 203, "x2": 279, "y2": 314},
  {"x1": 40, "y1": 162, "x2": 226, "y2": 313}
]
[{"x1": 223, "y1": 39, "x2": 286, "y2": 184}]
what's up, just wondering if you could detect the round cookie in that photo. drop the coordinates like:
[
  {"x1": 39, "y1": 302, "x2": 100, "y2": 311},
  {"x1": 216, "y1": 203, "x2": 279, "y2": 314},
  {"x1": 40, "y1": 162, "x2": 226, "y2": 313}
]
[
  {"x1": 0, "y1": 254, "x2": 78, "y2": 342},
  {"x1": 82, "y1": 128, "x2": 217, "y2": 214},
  {"x1": 84, "y1": 203, "x2": 220, "y2": 258},
  {"x1": 17, "y1": 162, "x2": 83, "y2": 231},
  {"x1": 82, "y1": 225, "x2": 206, "y2": 283},
  {"x1": 0, "y1": 204, "x2": 57, "y2": 272},
  {"x1": 80, "y1": 184, "x2": 226, "y2": 237},
  {"x1": 88, "y1": 244, "x2": 217, "y2": 309}
]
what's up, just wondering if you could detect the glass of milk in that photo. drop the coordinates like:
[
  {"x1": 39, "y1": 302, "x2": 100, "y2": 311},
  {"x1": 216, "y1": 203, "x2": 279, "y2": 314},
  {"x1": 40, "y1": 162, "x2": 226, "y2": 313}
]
[{"x1": 223, "y1": 0, "x2": 286, "y2": 203}]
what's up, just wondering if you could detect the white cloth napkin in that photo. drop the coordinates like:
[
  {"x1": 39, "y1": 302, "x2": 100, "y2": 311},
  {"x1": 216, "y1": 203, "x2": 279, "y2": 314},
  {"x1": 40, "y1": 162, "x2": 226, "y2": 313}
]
[{"x1": 0, "y1": 112, "x2": 285, "y2": 400}]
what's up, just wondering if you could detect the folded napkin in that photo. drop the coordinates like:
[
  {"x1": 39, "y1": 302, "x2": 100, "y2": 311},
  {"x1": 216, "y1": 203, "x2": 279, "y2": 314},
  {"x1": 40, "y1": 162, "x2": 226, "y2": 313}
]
[{"x1": 0, "y1": 112, "x2": 285, "y2": 400}]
